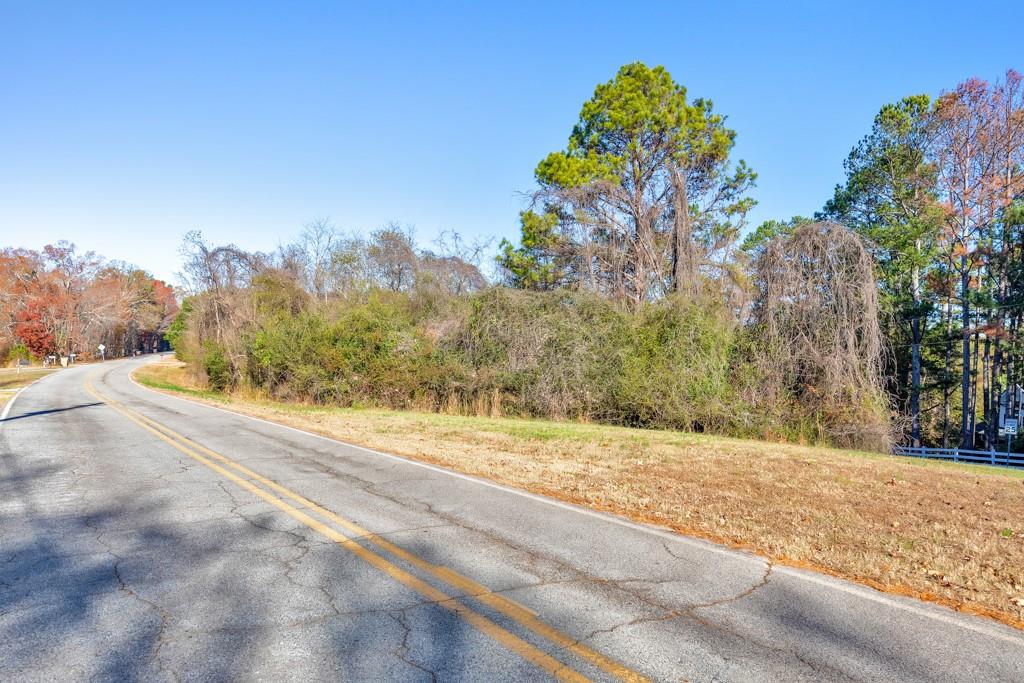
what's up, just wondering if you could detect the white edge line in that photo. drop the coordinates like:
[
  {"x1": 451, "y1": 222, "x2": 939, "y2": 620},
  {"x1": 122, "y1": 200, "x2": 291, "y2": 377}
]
[
  {"x1": 771, "y1": 566, "x2": 1023, "y2": 644},
  {"x1": 1, "y1": 369, "x2": 60, "y2": 423},
  {"x1": 124, "y1": 359, "x2": 1024, "y2": 644}
]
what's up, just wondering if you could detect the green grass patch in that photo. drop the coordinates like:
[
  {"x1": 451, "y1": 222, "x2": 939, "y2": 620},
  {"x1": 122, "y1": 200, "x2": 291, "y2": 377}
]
[{"x1": 134, "y1": 374, "x2": 230, "y2": 403}]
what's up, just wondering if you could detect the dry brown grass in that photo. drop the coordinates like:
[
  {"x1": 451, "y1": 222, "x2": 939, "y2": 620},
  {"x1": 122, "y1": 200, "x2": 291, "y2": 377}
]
[
  {"x1": 0, "y1": 368, "x2": 57, "y2": 409},
  {"x1": 136, "y1": 359, "x2": 1024, "y2": 629}
]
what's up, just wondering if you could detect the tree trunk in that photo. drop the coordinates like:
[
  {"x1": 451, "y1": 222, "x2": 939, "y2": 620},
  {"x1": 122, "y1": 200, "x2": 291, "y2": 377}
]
[
  {"x1": 910, "y1": 255, "x2": 922, "y2": 447},
  {"x1": 1009, "y1": 316, "x2": 1019, "y2": 451},
  {"x1": 970, "y1": 323, "x2": 980, "y2": 443},
  {"x1": 943, "y1": 287, "x2": 953, "y2": 449},
  {"x1": 982, "y1": 332, "x2": 991, "y2": 448},
  {"x1": 961, "y1": 254, "x2": 971, "y2": 448},
  {"x1": 670, "y1": 169, "x2": 695, "y2": 295}
]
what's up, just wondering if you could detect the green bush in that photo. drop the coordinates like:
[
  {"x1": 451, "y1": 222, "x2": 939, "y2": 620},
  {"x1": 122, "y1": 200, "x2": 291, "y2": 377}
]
[
  {"x1": 247, "y1": 292, "x2": 452, "y2": 407},
  {"x1": 612, "y1": 297, "x2": 734, "y2": 430},
  {"x1": 202, "y1": 342, "x2": 232, "y2": 391},
  {"x1": 176, "y1": 285, "x2": 886, "y2": 449},
  {"x1": 444, "y1": 289, "x2": 734, "y2": 429},
  {"x1": 450, "y1": 288, "x2": 627, "y2": 418},
  {"x1": 7, "y1": 342, "x2": 32, "y2": 365},
  {"x1": 164, "y1": 298, "x2": 192, "y2": 358}
]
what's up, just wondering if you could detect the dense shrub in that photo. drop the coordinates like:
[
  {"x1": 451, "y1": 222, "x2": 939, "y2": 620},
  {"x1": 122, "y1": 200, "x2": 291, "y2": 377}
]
[
  {"x1": 247, "y1": 292, "x2": 457, "y2": 408},
  {"x1": 449, "y1": 289, "x2": 628, "y2": 419},
  {"x1": 171, "y1": 283, "x2": 888, "y2": 449},
  {"x1": 165, "y1": 298, "x2": 192, "y2": 357},
  {"x1": 202, "y1": 342, "x2": 231, "y2": 391},
  {"x1": 442, "y1": 289, "x2": 737, "y2": 430},
  {"x1": 611, "y1": 298, "x2": 735, "y2": 430}
]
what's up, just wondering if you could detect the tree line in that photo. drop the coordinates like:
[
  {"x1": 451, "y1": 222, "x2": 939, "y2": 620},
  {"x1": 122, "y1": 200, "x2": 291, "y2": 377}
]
[
  {"x1": 170, "y1": 221, "x2": 888, "y2": 448},
  {"x1": 819, "y1": 74, "x2": 1024, "y2": 450},
  {"x1": 168, "y1": 63, "x2": 1024, "y2": 451},
  {"x1": 9, "y1": 62, "x2": 1018, "y2": 452},
  {"x1": 167, "y1": 134, "x2": 890, "y2": 450},
  {"x1": 0, "y1": 242, "x2": 178, "y2": 363},
  {"x1": 497, "y1": 63, "x2": 1024, "y2": 451}
]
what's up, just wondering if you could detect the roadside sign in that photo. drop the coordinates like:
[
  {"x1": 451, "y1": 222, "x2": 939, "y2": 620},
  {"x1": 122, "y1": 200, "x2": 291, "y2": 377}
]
[{"x1": 998, "y1": 385, "x2": 1024, "y2": 433}]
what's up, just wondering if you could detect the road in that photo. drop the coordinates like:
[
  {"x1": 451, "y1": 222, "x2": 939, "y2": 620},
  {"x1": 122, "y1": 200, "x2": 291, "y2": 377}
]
[{"x1": 1, "y1": 358, "x2": 1023, "y2": 682}]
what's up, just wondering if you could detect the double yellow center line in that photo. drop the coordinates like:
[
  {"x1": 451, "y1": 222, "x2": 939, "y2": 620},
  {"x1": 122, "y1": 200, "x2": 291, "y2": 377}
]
[{"x1": 85, "y1": 374, "x2": 650, "y2": 683}]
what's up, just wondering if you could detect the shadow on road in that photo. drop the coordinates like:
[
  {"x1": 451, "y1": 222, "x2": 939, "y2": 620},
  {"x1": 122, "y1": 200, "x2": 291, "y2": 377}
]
[
  {"x1": 0, "y1": 402, "x2": 103, "y2": 423},
  {"x1": 0, "y1": 431, "x2": 483, "y2": 680}
]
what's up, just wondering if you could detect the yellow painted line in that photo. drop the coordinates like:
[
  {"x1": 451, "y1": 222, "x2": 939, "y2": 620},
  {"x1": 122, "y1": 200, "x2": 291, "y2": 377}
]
[
  {"x1": 97, "y1": 377, "x2": 653, "y2": 682},
  {"x1": 119, "y1": 376, "x2": 651, "y2": 682},
  {"x1": 121, "y1": 400, "x2": 650, "y2": 682},
  {"x1": 84, "y1": 377, "x2": 597, "y2": 683}
]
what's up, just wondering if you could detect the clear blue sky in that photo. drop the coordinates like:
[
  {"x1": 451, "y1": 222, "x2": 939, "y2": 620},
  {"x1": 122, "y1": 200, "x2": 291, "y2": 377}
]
[{"x1": 2, "y1": 1, "x2": 1022, "y2": 284}]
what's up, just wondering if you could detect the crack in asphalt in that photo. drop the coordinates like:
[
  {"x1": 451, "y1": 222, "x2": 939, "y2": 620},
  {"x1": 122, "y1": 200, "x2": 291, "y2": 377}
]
[
  {"x1": 689, "y1": 562, "x2": 773, "y2": 612},
  {"x1": 553, "y1": 559, "x2": 858, "y2": 682},
  {"x1": 45, "y1": 369, "x2": 990, "y2": 682},
  {"x1": 110, "y1": 558, "x2": 177, "y2": 683},
  {"x1": 389, "y1": 609, "x2": 440, "y2": 682},
  {"x1": 660, "y1": 540, "x2": 696, "y2": 564},
  {"x1": 80, "y1": 516, "x2": 177, "y2": 682},
  {"x1": 279, "y1": 435, "x2": 862, "y2": 681},
  {"x1": 140, "y1": 412, "x2": 845, "y2": 682}
]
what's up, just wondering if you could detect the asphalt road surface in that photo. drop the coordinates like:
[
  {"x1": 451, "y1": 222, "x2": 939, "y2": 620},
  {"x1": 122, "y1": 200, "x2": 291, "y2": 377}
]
[{"x1": 2, "y1": 358, "x2": 1023, "y2": 682}]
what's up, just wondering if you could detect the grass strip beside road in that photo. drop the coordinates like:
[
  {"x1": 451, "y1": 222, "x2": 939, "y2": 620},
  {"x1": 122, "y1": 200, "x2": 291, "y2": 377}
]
[
  {"x1": 0, "y1": 368, "x2": 58, "y2": 410},
  {"x1": 135, "y1": 359, "x2": 1024, "y2": 630}
]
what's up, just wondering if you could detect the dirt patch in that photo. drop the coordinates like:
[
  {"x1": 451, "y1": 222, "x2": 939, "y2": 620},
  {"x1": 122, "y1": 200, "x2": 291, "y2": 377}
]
[{"x1": 135, "y1": 359, "x2": 1024, "y2": 629}]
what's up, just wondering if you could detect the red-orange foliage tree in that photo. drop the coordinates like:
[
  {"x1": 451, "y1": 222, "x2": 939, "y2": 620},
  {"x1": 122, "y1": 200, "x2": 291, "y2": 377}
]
[
  {"x1": 13, "y1": 302, "x2": 55, "y2": 357},
  {"x1": 0, "y1": 242, "x2": 178, "y2": 363}
]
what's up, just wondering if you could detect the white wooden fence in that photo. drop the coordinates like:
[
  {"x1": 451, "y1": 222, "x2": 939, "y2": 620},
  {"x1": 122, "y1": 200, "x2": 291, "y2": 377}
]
[{"x1": 893, "y1": 445, "x2": 1024, "y2": 469}]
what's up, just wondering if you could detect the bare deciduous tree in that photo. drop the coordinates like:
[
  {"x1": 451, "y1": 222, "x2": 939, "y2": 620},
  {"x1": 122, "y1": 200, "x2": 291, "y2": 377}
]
[
  {"x1": 367, "y1": 224, "x2": 419, "y2": 292},
  {"x1": 752, "y1": 222, "x2": 889, "y2": 449}
]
